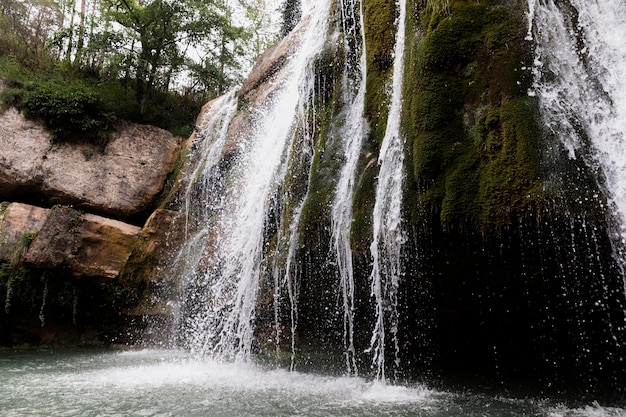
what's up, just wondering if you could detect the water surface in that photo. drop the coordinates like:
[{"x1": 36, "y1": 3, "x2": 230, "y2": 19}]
[{"x1": 0, "y1": 349, "x2": 624, "y2": 416}]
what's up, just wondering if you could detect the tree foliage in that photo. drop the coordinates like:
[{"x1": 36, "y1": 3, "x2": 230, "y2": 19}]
[
  {"x1": 21, "y1": 81, "x2": 111, "y2": 143},
  {"x1": 0, "y1": 0, "x2": 275, "y2": 138}
]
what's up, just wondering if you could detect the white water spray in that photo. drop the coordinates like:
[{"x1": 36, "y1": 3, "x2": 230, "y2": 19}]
[
  {"x1": 529, "y1": 0, "x2": 626, "y2": 268},
  {"x1": 367, "y1": 0, "x2": 408, "y2": 382},
  {"x1": 174, "y1": 0, "x2": 330, "y2": 360},
  {"x1": 331, "y1": 0, "x2": 368, "y2": 376}
]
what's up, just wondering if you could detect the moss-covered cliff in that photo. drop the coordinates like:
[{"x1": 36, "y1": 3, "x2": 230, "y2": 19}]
[
  {"x1": 263, "y1": 0, "x2": 626, "y2": 392},
  {"x1": 403, "y1": 0, "x2": 541, "y2": 232}
]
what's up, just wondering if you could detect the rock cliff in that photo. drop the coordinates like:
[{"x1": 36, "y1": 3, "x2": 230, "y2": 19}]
[
  {"x1": 158, "y1": 0, "x2": 626, "y2": 395},
  {"x1": 0, "y1": 99, "x2": 183, "y2": 347}
]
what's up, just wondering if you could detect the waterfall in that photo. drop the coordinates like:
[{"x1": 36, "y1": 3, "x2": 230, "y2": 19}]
[
  {"x1": 367, "y1": 0, "x2": 408, "y2": 382},
  {"x1": 529, "y1": 0, "x2": 626, "y2": 274},
  {"x1": 172, "y1": 0, "x2": 330, "y2": 360},
  {"x1": 330, "y1": 0, "x2": 368, "y2": 376},
  {"x1": 38, "y1": 272, "x2": 48, "y2": 327}
]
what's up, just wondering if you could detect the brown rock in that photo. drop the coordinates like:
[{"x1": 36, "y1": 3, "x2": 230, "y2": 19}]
[
  {"x1": 189, "y1": 18, "x2": 309, "y2": 173},
  {"x1": 41, "y1": 122, "x2": 181, "y2": 218},
  {"x1": 120, "y1": 208, "x2": 177, "y2": 285},
  {"x1": 0, "y1": 108, "x2": 51, "y2": 195},
  {"x1": 22, "y1": 205, "x2": 141, "y2": 279},
  {"x1": 0, "y1": 202, "x2": 48, "y2": 262},
  {"x1": 238, "y1": 15, "x2": 310, "y2": 105}
]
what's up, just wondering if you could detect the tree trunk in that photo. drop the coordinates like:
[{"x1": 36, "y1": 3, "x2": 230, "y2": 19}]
[
  {"x1": 66, "y1": 0, "x2": 76, "y2": 62},
  {"x1": 75, "y1": 0, "x2": 87, "y2": 67}
]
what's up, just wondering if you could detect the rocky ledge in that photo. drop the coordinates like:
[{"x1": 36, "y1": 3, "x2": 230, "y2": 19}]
[
  {"x1": 0, "y1": 107, "x2": 181, "y2": 221},
  {"x1": 0, "y1": 101, "x2": 184, "y2": 347}
]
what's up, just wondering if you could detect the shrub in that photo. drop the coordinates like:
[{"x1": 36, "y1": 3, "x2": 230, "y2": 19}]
[
  {"x1": 21, "y1": 81, "x2": 114, "y2": 143},
  {"x1": 0, "y1": 87, "x2": 24, "y2": 111}
]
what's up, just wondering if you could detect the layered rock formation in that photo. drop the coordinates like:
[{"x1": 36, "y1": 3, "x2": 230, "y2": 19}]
[{"x1": 0, "y1": 101, "x2": 183, "y2": 347}]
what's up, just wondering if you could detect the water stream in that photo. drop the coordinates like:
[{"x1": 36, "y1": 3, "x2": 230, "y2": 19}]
[
  {"x1": 172, "y1": 0, "x2": 330, "y2": 359},
  {"x1": 367, "y1": 0, "x2": 408, "y2": 382},
  {"x1": 331, "y1": 0, "x2": 368, "y2": 376}
]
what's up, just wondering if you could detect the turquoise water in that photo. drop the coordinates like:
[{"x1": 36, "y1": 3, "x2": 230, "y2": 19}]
[{"x1": 0, "y1": 349, "x2": 623, "y2": 417}]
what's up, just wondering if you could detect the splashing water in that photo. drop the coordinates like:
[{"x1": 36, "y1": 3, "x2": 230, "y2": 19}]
[
  {"x1": 367, "y1": 0, "x2": 408, "y2": 382},
  {"x1": 172, "y1": 0, "x2": 330, "y2": 360},
  {"x1": 529, "y1": 0, "x2": 626, "y2": 269}
]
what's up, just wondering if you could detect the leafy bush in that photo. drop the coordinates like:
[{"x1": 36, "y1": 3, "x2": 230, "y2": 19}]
[
  {"x1": 0, "y1": 57, "x2": 30, "y2": 87},
  {"x1": 0, "y1": 87, "x2": 24, "y2": 110},
  {"x1": 92, "y1": 80, "x2": 140, "y2": 121},
  {"x1": 21, "y1": 82, "x2": 114, "y2": 143},
  {"x1": 140, "y1": 89, "x2": 202, "y2": 137}
]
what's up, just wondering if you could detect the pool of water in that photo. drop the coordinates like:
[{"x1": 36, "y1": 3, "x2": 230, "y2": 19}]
[{"x1": 0, "y1": 349, "x2": 624, "y2": 417}]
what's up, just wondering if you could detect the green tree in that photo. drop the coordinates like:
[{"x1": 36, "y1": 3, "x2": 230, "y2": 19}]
[
  {"x1": 237, "y1": 0, "x2": 275, "y2": 59},
  {"x1": 0, "y1": 0, "x2": 62, "y2": 70},
  {"x1": 102, "y1": 0, "x2": 247, "y2": 106}
]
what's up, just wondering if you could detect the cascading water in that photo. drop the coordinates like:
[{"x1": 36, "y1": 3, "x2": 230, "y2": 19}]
[
  {"x1": 172, "y1": 0, "x2": 330, "y2": 360},
  {"x1": 528, "y1": 0, "x2": 626, "y2": 273},
  {"x1": 367, "y1": 0, "x2": 408, "y2": 382},
  {"x1": 162, "y1": 0, "x2": 626, "y2": 391},
  {"x1": 330, "y1": 0, "x2": 368, "y2": 376}
]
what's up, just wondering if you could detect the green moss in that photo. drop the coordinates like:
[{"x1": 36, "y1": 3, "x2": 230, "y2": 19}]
[
  {"x1": 476, "y1": 99, "x2": 542, "y2": 226},
  {"x1": 0, "y1": 201, "x2": 8, "y2": 218},
  {"x1": 288, "y1": 38, "x2": 345, "y2": 251},
  {"x1": 298, "y1": 111, "x2": 343, "y2": 245},
  {"x1": 363, "y1": 0, "x2": 397, "y2": 146},
  {"x1": 404, "y1": 0, "x2": 541, "y2": 232},
  {"x1": 350, "y1": 153, "x2": 378, "y2": 253}
]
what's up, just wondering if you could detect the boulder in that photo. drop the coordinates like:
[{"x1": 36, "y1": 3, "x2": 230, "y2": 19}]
[
  {"x1": 121, "y1": 208, "x2": 178, "y2": 285},
  {"x1": 22, "y1": 205, "x2": 141, "y2": 279},
  {"x1": 0, "y1": 109, "x2": 182, "y2": 220},
  {"x1": 0, "y1": 203, "x2": 141, "y2": 279},
  {"x1": 0, "y1": 202, "x2": 48, "y2": 262},
  {"x1": 0, "y1": 108, "x2": 51, "y2": 195}
]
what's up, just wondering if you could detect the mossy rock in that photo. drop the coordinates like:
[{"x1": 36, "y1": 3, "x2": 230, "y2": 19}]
[
  {"x1": 363, "y1": 0, "x2": 397, "y2": 147},
  {"x1": 404, "y1": 0, "x2": 541, "y2": 232}
]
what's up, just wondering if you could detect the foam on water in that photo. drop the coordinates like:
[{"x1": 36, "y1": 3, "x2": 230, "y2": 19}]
[
  {"x1": 0, "y1": 350, "x2": 438, "y2": 417},
  {"x1": 2, "y1": 350, "x2": 625, "y2": 417}
]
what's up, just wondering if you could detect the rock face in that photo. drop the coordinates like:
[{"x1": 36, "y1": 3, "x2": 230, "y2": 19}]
[
  {"x1": 159, "y1": 0, "x2": 626, "y2": 396},
  {"x1": 0, "y1": 101, "x2": 184, "y2": 347},
  {"x1": 0, "y1": 203, "x2": 48, "y2": 263},
  {"x1": 188, "y1": 20, "x2": 305, "y2": 168},
  {"x1": 0, "y1": 108, "x2": 181, "y2": 220}
]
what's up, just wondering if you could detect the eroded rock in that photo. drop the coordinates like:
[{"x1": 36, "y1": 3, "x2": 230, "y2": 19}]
[{"x1": 0, "y1": 202, "x2": 48, "y2": 262}]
